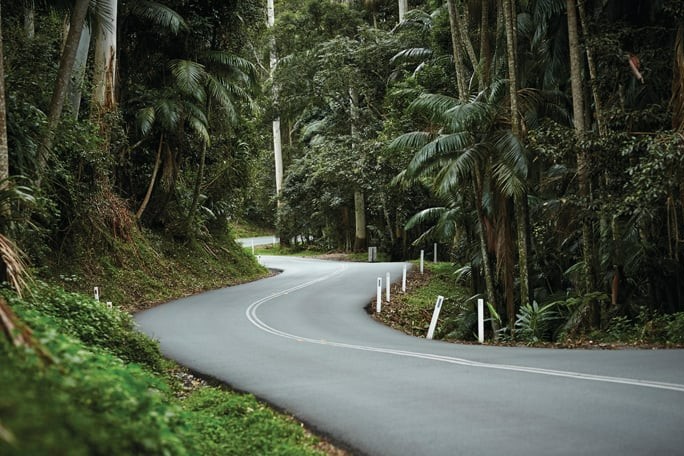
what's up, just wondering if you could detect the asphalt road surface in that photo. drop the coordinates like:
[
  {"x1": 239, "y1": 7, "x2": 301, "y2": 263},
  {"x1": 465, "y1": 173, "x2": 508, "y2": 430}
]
[{"x1": 135, "y1": 255, "x2": 684, "y2": 456}]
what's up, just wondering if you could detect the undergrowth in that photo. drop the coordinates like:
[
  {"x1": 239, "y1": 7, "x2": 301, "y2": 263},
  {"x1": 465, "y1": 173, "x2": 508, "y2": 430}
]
[
  {"x1": 0, "y1": 285, "x2": 327, "y2": 455},
  {"x1": 44, "y1": 229, "x2": 267, "y2": 312},
  {"x1": 376, "y1": 263, "x2": 684, "y2": 347}
]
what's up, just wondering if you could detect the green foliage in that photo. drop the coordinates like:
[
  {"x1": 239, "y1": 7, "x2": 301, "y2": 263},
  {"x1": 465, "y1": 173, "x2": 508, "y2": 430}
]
[
  {"x1": 0, "y1": 330, "x2": 185, "y2": 455},
  {"x1": 515, "y1": 301, "x2": 558, "y2": 343},
  {"x1": 594, "y1": 309, "x2": 684, "y2": 345},
  {"x1": 4, "y1": 283, "x2": 165, "y2": 371},
  {"x1": 182, "y1": 388, "x2": 323, "y2": 455},
  {"x1": 0, "y1": 285, "x2": 328, "y2": 456}
]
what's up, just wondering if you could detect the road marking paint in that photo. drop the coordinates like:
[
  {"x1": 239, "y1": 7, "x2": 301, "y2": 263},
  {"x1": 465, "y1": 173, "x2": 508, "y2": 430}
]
[{"x1": 245, "y1": 264, "x2": 684, "y2": 393}]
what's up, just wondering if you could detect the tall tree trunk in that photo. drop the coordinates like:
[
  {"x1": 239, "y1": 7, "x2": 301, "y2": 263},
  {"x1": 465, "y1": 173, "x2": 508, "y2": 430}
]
[
  {"x1": 67, "y1": 23, "x2": 91, "y2": 118},
  {"x1": 186, "y1": 140, "x2": 207, "y2": 235},
  {"x1": 456, "y1": 2, "x2": 478, "y2": 78},
  {"x1": 136, "y1": 135, "x2": 164, "y2": 220},
  {"x1": 36, "y1": 0, "x2": 90, "y2": 189},
  {"x1": 23, "y1": 0, "x2": 35, "y2": 39},
  {"x1": 567, "y1": 0, "x2": 598, "y2": 317},
  {"x1": 267, "y1": 0, "x2": 283, "y2": 201},
  {"x1": 502, "y1": 0, "x2": 519, "y2": 136},
  {"x1": 0, "y1": 2, "x2": 8, "y2": 183},
  {"x1": 447, "y1": 0, "x2": 468, "y2": 101},
  {"x1": 478, "y1": 0, "x2": 492, "y2": 90},
  {"x1": 503, "y1": 0, "x2": 531, "y2": 316},
  {"x1": 398, "y1": 0, "x2": 408, "y2": 22},
  {"x1": 92, "y1": 0, "x2": 117, "y2": 113},
  {"x1": 672, "y1": 23, "x2": 684, "y2": 131},
  {"x1": 350, "y1": 87, "x2": 367, "y2": 251},
  {"x1": 473, "y1": 174, "x2": 498, "y2": 329},
  {"x1": 576, "y1": 0, "x2": 605, "y2": 136},
  {"x1": 354, "y1": 190, "x2": 367, "y2": 251}
]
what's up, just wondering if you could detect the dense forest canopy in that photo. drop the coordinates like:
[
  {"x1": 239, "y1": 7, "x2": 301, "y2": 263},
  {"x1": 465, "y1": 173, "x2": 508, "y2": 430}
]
[{"x1": 0, "y1": 0, "x2": 683, "y2": 339}]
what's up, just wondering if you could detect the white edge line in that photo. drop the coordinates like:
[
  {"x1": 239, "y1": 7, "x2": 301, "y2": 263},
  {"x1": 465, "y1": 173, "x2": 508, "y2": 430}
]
[{"x1": 245, "y1": 263, "x2": 684, "y2": 394}]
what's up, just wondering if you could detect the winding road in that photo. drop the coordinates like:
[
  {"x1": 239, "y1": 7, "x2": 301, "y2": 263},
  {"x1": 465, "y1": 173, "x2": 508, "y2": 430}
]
[{"x1": 135, "y1": 255, "x2": 684, "y2": 456}]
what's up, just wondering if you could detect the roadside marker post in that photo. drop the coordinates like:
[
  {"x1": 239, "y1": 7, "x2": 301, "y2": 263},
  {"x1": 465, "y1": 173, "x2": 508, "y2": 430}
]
[
  {"x1": 426, "y1": 295, "x2": 444, "y2": 340},
  {"x1": 478, "y1": 298, "x2": 485, "y2": 343},
  {"x1": 434, "y1": 243, "x2": 438, "y2": 263},
  {"x1": 386, "y1": 272, "x2": 390, "y2": 302},
  {"x1": 106, "y1": 301, "x2": 113, "y2": 309},
  {"x1": 420, "y1": 250, "x2": 424, "y2": 274},
  {"x1": 376, "y1": 278, "x2": 382, "y2": 313},
  {"x1": 94, "y1": 287, "x2": 99, "y2": 302},
  {"x1": 402, "y1": 265, "x2": 407, "y2": 293}
]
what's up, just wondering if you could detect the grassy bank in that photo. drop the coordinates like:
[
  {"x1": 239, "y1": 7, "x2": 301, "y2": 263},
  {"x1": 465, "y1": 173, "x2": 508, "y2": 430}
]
[
  {"x1": 43, "y1": 230, "x2": 267, "y2": 312},
  {"x1": 370, "y1": 262, "x2": 474, "y2": 341},
  {"x1": 0, "y1": 285, "x2": 334, "y2": 455},
  {"x1": 0, "y1": 227, "x2": 350, "y2": 455}
]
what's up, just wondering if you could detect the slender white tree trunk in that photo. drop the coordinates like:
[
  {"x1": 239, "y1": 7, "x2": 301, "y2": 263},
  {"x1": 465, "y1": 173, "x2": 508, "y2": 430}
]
[
  {"x1": 398, "y1": 0, "x2": 408, "y2": 22},
  {"x1": 68, "y1": 23, "x2": 91, "y2": 118},
  {"x1": 267, "y1": 0, "x2": 283, "y2": 199},
  {"x1": 92, "y1": 0, "x2": 117, "y2": 111}
]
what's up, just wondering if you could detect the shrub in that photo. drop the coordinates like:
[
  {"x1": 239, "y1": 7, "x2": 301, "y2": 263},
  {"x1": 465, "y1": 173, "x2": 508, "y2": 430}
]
[
  {"x1": 0, "y1": 332, "x2": 186, "y2": 455},
  {"x1": 515, "y1": 301, "x2": 558, "y2": 343},
  {"x1": 3, "y1": 283, "x2": 165, "y2": 371},
  {"x1": 666, "y1": 312, "x2": 684, "y2": 344}
]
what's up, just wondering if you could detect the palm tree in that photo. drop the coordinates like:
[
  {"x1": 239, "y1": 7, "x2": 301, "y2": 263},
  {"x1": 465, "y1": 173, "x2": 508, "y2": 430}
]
[{"x1": 392, "y1": 83, "x2": 528, "y2": 328}]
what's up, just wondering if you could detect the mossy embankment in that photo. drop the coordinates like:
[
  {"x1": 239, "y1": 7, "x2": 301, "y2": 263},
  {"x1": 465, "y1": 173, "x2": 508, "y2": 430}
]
[{"x1": 0, "y1": 229, "x2": 348, "y2": 455}]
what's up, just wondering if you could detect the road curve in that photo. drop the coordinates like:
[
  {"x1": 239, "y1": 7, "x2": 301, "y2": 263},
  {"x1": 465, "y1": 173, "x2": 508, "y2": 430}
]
[{"x1": 135, "y1": 255, "x2": 684, "y2": 456}]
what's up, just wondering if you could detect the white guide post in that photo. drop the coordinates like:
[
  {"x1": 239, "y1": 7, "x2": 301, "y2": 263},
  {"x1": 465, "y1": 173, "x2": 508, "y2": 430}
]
[
  {"x1": 93, "y1": 287, "x2": 99, "y2": 301},
  {"x1": 478, "y1": 298, "x2": 485, "y2": 343},
  {"x1": 106, "y1": 301, "x2": 113, "y2": 309},
  {"x1": 385, "y1": 272, "x2": 391, "y2": 302},
  {"x1": 420, "y1": 250, "x2": 424, "y2": 274},
  {"x1": 427, "y1": 295, "x2": 444, "y2": 340},
  {"x1": 273, "y1": 236, "x2": 277, "y2": 247},
  {"x1": 434, "y1": 243, "x2": 438, "y2": 263},
  {"x1": 402, "y1": 264, "x2": 407, "y2": 293},
  {"x1": 376, "y1": 277, "x2": 382, "y2": 313}
]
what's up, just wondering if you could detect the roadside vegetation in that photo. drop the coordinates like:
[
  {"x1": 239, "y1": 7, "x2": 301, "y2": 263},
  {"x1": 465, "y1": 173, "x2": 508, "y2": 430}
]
[
  {"x1": 1, "y1": 0, "x2": 684, "y2": 454},
  {"x1": 0, "y1": 280, "x2": 338, "y2": 455},
  {"x1": 375, "y1": 262, "x2": 684, "y2": 348}
]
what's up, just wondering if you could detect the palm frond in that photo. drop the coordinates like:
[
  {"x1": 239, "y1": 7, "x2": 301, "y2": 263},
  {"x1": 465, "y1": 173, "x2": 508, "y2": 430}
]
[
  {"x1": 130, "y1": 1, "x2": 187, "y2": 34},
  {"x1": 406, "y1": 132, "x2": 473, "y2": 177},
  {"x1": 406, "y1": 206, "x2": 448, "y2": 229},
  {"x1": 491, "y1": 131, "x2": 528, "y2": 197},
  {"x1": 155, "y1": 99, "x2": 181, "y2": 131},
  {"x1": 409, "y1": 93, "x2": 461, "y2": 121},
  {"x1": 136, "y1": 106, "x2": 156, "y2": 136},
  {"x1": 390, "y1": 47, "x2": 434, "y2": 66},
  {"x1": 434, "y1": 145, "x2": 483, "y2": 195},
  {"x1": 185, "y1": 105, "x2": 210, "y2": 144},
  {"x1": 203, "y1": 51, "x2": 257, "y2": 79},
  {"x1": 388, "y1": 131, "x2": 434, "y2": 151},
  {"x1": 444, "y1": 101, "x2": 494, "y2": 132},
  {"x1": 170, "y1": 59, "x2": 206, "y2": 100}
]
